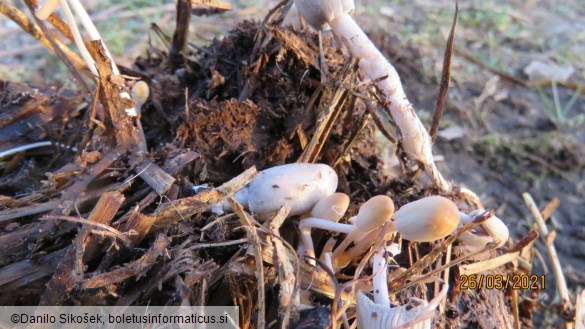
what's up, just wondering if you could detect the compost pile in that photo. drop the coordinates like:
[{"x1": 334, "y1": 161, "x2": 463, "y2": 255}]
[{"x1": 1, "y1": 1, "x2": 574, "y2": 328}]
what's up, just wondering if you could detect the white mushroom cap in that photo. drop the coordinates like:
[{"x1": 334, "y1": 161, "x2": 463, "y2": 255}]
[
  {"x1": 294, "y1": 0, "x2": 355, "y2": 30},
  {"x1": 393, "y1": 196, "x2": 460, "y2": 242},
  {"x1": 237, "y1": 163, "x2": 338, "y2": 218},
  {"x1": 310, "y1": 192, "x2": 350, "y2": 221}
]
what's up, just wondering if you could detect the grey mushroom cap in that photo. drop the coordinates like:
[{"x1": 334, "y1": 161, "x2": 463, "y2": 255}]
[{"x1": 294, "y1": 0, "x2": 355, "y2": 30}]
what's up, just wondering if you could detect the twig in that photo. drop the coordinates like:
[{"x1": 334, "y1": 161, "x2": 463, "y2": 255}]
[
  {"x1": 266, "y1": 205, "x2": 297, "y2": 328},
  {"x1": 150, "y1": 166, "x2": 257, "y2": 230},
  {"x1": 168, "y1": 0, "x2": 191, "y2": 71},
  {"x1": 187, "y1": 238, "x2": 249, "y2": 250},
  {"x1": 522, "y1": 193, "x2": 571, "y2": 305},
  {"x1": 40, "y1": 215, "x2": 130, "y2": 246},
  {"x1": 540, "y1": 198, "x2": 560, "y2": 222},
  {"x1": 229, "y1": 197, "x2": 266, "y2": 329},
  {"x1": 0, "y1": 0, "x2": 89, "y2": 77},
  {"x1": 430, "y1": 0, "x2": 458, "y2": 142},
  {"x1": 81, "y1": 234, "x2": 169, "y2": 289}
]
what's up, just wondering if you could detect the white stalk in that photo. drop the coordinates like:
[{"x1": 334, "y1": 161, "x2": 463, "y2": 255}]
[
  {"x1": 330, "y1": 14, "x2": 447, "y2": 190},
  {"x1": 58, "y1": 0, "x2": 98, "y2": 76},
  {"x1": 299, "y1": 217, "x2": 353, "y2": 265},
  {"x1": 372, "y1": 246, "x2": 390, "y2": 308},
  {"x1": 0, "y1": 141, "x2": 77, "y2": 160},
  {"x1": 295, "y1": 0, "x2": 449, "y2": 191}
]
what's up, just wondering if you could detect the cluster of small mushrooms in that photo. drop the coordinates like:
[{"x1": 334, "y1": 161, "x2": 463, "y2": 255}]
[
  {"x1": 218, "y1": 163, "x2": 509, "y2": 328},
  {"x1": 30, "y1": 0, "x2": 509, "y2": 326}
]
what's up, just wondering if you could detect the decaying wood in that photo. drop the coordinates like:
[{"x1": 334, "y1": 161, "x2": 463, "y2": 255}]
[
  {"x1": 0, "y1": 249, "x2": 65, "y2": 289},
  {"x1": 149, "y1": 166, "x2": 257, "y2": 230},
  {"x1": 237, "y1": 0, "x2": 293, "y2": 102},
  {"x1": 35, "y1": 151, "x2": 119, "y2": 248},
  {"x1": 134, "y1": 159, "x2": 176, "y2": 195},
  {"x1": 81, "y1": 234, "x2": 169, "y2": 289},
  {"x1": 169, "y1": 0, "x2": 191, "y2": 71},
  {"x1": 91, "y1": 41, "x2": 144, "y2": 152},
  {"x1": 0, "y1": 200, "x2": 59, "y2": 223},
  {"x1": 269, "y1": 26, "x2": 319, "y2": 68},
  {"x1": 266, "y1": 204, "x2": 299, "y2": 328},
  {"x1": 298, "y1": 63, "x2": 353, "y2": 163},
  {"x1": 229, "y1": 197, "x2": 266, "y2": 329},
  {"x1": 39, "y1": 191, "x2": 125, "y2": 305}
]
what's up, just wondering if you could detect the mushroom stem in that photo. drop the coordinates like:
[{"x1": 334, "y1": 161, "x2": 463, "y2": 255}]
[
  {"x1": 333, "y1": 228, "x2": 394, "y2": 271},
  {"x1": 331, "y1": 195, "x2": 394, "y2": 269},
  {"x1": 329, "y1": 14, "x2": 447, "y2": 190},
  {"x1": 300, "y1": 193, "x2": 349, "y2": 265},
  {"x1": 299, "y1": 217, "x2": 353, "y2": 264},
  {"x1": 295, "y1": 0, "x2": 449, "y2": 190},
  {"x1": 372, "y1": 246, "x2": 390, "y2": 308}
]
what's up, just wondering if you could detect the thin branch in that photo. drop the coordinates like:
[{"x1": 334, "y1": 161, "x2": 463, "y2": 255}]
[{"x1": 430, "y1": 0, "x2": 458, "y2": 142}]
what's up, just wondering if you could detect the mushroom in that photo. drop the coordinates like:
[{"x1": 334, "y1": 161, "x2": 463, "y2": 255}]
[
  {"x1": 294, "y1": 0, "x2": 449, "y2": 190},
  {"x1": 222, "y1": 163, "x2": 338, "y2": 219},
  {"x1": 356, "y1": 284, "x2": 448, "y2": 329},
  {"x1": 299, "y1": 192, "x2": 350, "y2": 264},
  {"x1": 332, "y1": 196, "x2": 460, "y2": 271},
  {"x1": 391, "y1": 196, "x2": 460, "y2": 242},
  {"x1": 459, "y1": 210, "x2": 509, "y2": 248},
  {"x1": 371, "y1": 246, "x2": 390, "y2": 308},
  {"x1": 330, "y1": 195, "x2": 395, "y2": 269},
  {"x1": 131, "y1": 81, "x2": 150, "y2": 152}
]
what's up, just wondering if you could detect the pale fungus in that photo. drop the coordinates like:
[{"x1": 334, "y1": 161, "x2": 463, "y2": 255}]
[
  {"x1": 331, "y1": 195, "x2": 395, "y2": 269},
  {"x1": 299, "y1": 193, "x2": 350, "y2": 264},
  {"x1": 294, "y1": 0, "x2": 449, "y2": 190},
  {"x1": 459, "y1": 210, "x2": 509, "y2": 248},
  {"x1": 391, "y1": 196, "x2": 460, "y2": 243},
  {"x1": 222, "y1": 163, "x2": 338, "y2": 219}
]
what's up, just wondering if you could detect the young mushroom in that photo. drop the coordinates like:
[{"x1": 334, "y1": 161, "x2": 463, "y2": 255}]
[
  {"x1": 330, "y1": 195, "x2": 395, "y2": 269},
  {"x1": 458, "y1": 210, "x2": 509, "y2": 248},
  {"x1": 131, "y1": 81, "x2": 150, "y2": 152},
  {"x1": 390, "y1": 196, "x2": 460, "y2": 243},
  {"x1": 294, "y1": 0, "x2": 449, "y2": 191},
  {"x1": 299, "y1": 192, "x2": 350, "y2": 264},
  {"x1": 221, "y1": 163, "x2": 338, "y2": 220},
  {"x1": 331, "y1": 196, "x2": 460, "y2": 271}
]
